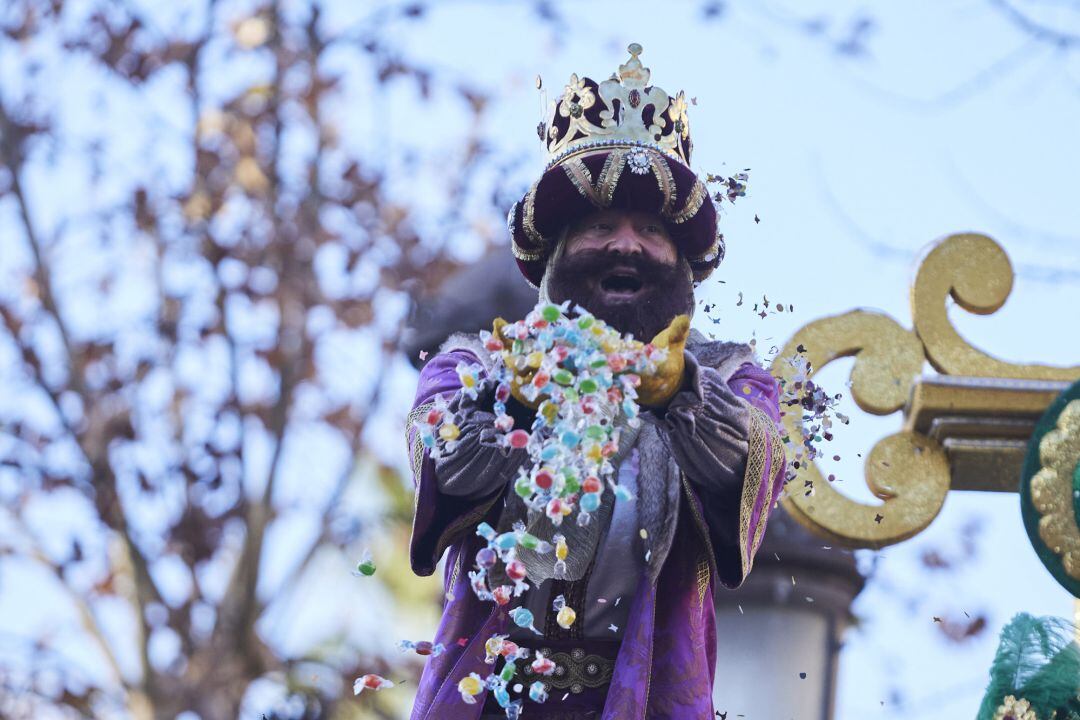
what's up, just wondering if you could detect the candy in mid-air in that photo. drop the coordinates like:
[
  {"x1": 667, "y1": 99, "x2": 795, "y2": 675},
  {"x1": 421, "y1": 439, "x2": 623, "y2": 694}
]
[
  {"x1": 530, "y1": 652, "x2": 555, "y2": 676},
  {"x1": 529, "y1": 681, "x2": 549, "y2": 703},
  {"x1": 353, "y1": 674, "x2": 394, "y2": 694},
  {"x1": 353, "y1": 549, "x2": 376, "y2": 577},
  {"x1": 457, "y1": 673, "x2": 484, "y2": 703},
  {"x1": 398, "y1": 639, "x2": 445, "y2": 657}
]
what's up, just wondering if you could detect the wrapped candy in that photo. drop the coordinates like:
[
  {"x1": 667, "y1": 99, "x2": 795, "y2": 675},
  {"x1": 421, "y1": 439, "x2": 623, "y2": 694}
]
[
  {"x1": 530, "y1": 652, "x2": 556, "y2": 676},
  {"x1": 553, "y1": 534, "x2": 569, "y2": 578},
  {"x1": 552, "y1": 594, "x2": 576, "y2": 630},
  {"x1": 529, "y1": 681, "x2": 549, "y2": 703},
  {"x1": 398, "y1": 639, "x2": 445, "y2": 657},
  {"x1": 485, "y1": 634, "x2": 509, "y2": 664},
  {"x1": 458, "y1": 673, "x2": 484, "y2": 704},
  {"x1": 353, "y1": 674, "x2": 394, "y2": 694},
  {"x1": 509, "y1": 607, "x2": 541, "y2": 635},
  {"x1": 353, "y1": 549, "x2": 376, "y2": 577}
]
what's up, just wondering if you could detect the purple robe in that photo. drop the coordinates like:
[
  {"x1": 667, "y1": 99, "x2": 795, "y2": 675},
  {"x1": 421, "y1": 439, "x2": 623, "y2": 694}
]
[{"x1": 405, "y1": 342, "x2": 785, "y2": 719}]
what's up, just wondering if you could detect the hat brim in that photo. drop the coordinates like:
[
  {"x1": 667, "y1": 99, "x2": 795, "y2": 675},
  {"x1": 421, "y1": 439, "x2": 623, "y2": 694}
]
[{"x1": 509, "y1": 145, "x2": 722, "y2": 288}]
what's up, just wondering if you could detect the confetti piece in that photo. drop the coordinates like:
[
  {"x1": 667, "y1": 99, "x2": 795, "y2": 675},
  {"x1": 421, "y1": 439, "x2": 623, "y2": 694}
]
[
  {"x1": 419, "y1": 350, "x2": 428, "y2": 360},
  {"x1": 608, "y1": 624, "x2": 619, "y2": 633}
]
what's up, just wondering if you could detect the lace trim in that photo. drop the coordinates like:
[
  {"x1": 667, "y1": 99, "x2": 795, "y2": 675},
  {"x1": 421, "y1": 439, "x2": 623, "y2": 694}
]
[{"x1": 523, "y1": 646, "x2": 615, "y2": 693}]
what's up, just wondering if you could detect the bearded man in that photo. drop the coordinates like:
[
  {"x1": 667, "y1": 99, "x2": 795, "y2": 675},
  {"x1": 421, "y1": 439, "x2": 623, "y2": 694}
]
[{"x1": 406, "y1": 45, "x2": 786, "y2": 720}]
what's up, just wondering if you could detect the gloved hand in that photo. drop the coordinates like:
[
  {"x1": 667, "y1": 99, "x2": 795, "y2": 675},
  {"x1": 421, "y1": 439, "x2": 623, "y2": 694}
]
[
  {"x1": 636, "y1": 314, "x2": 691, "y2": 408},
  {"x1": 492, "y1": 317, "x2": 545, "y2": 410}
]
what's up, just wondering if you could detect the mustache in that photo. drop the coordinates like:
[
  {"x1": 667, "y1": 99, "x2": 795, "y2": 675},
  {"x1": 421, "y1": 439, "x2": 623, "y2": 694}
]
[{"x1": 550, "y1": 249, "x2": 681, "y2": 281}]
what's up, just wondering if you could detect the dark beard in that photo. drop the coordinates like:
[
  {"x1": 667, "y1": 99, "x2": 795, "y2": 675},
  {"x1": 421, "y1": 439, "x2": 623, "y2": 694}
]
[{"x1": 545, "y1": 249, "x2": 695, "y2": 342}]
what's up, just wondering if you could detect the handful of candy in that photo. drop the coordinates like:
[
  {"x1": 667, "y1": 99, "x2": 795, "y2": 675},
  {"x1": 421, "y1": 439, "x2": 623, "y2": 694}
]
[{"x1": 417, "y1": 302, "x2": 663, "y2": 717}]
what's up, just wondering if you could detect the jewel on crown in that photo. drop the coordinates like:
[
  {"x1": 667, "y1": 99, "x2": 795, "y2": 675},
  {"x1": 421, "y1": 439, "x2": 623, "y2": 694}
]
[{"x1": 540, "y1": 43, "x2": 692, "y2": 168}]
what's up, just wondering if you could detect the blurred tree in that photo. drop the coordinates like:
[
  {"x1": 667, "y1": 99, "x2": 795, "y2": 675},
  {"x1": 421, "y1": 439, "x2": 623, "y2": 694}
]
[{"x1": 0, "y1": 1, "x2": 509, "y2": 718}]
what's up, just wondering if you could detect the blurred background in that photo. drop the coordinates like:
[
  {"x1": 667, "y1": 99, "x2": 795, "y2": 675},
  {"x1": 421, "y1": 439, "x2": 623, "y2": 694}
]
[{"x1": 1, "y1": 1, "x2": 1078, "y2": 718}]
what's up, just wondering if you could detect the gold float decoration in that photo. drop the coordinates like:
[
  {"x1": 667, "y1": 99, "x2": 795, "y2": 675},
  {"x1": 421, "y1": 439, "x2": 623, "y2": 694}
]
[
  {"x1": 773, "y1": 312, "x2": 950, "y2": 547},
  {"x1": 911, "y1": 233, "x2": 1080, "y2": 380},
  {"x1": 774, "y1": 233, "x2": 1079, "y2": 547},
  {"x1": 1030, "y1": 399, "x2": 1080, "y2": 580}
]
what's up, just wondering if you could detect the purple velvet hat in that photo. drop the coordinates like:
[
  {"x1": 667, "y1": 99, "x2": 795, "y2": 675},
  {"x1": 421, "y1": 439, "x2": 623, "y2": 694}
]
[{"x1": 508, "y1": 44, "x2": 724, "y2": 288}]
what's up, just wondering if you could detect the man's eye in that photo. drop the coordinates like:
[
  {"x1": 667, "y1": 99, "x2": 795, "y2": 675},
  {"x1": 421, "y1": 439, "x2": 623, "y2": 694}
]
[
  {"x1": 591, "y1": 223, "x2": 613, "y2": 232},
  {"x1": 643, "y1": 224, "x2": 663, "y2": 234}
]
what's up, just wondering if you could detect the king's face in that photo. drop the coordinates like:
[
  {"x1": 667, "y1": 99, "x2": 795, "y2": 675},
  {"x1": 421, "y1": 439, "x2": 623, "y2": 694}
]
[{"x1": 562, "y1": 209, "x2": 678, "y2": 307}]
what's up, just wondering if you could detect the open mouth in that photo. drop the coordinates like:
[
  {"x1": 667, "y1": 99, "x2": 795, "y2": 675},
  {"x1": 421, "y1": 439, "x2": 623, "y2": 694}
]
[{"x1": 598, "y1": 269, "x2": 644, "y2": 298}]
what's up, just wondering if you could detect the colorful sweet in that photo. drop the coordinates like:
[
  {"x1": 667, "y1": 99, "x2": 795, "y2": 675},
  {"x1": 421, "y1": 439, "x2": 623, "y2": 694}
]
[
  {"x1": 530, "y1": 652, "x2": 556, "y2": 676},
  {"x1": 457, "y1": 673, "x2": 484, "y2": 703},
  {"x1": 398, "y1": 639, "x2": 445, "y2": 657},
  {"x1": 552, "y1": 594, "x2": 577, "y2": 630},
  {"x1": 529, "y1": 681, "x2": 549, "y2": 703},
  {"x1": 353, "y1": 674, "x2": 394, "y2": 694},
  {"x1": 510, "y1": 607, "x2": 541, "y2": 635},
  {"x1": 553, "y1": 534, "x2": 568, "y2": 577},
  {"x1": 486, "y1": 634, "x2": 509, "y2": 664},
  {"x1": 353, "y1": 549, "x2": 376, "y2": 577}
]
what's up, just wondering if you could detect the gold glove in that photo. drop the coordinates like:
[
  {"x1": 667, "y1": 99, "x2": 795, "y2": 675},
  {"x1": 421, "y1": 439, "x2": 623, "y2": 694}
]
[
  {"x1": 636, "y1": 314, "x2": 691, "y2": 408},
  {"x1": 492, "y1": 317, "x2": 544, "y2": 410}
]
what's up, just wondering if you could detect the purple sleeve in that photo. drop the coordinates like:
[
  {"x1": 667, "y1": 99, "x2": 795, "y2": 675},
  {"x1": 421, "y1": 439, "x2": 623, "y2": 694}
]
[
  {"x1": 406, "y1": 350, "x2": 525, "y2": 576},
  {"x1": 661, "y1": 358, "x2": 787, "y2": 588}
]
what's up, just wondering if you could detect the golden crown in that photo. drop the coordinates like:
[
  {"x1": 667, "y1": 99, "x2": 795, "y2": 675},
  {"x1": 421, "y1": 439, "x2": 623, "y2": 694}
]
[{"x1": 539, "y1": 43, "x2": 693, "y2": 169}]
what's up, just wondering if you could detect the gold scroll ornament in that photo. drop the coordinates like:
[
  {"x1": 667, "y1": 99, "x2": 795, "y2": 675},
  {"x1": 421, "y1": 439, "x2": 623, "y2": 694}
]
[
  {"x1": 773, "y1": 312, "x2": 950, "y2": 547},
  {"x1": 773, "y1": 233, "x2": 1080, "y2": 548}
]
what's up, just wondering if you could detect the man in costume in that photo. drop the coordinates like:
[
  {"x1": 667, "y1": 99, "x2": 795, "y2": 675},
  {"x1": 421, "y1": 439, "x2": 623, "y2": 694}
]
[{"x1": 406, "y1": 44, "x2": 787, "y2": 719}]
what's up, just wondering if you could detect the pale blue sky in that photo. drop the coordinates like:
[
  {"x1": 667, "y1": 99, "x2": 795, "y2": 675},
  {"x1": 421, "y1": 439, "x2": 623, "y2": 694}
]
[{"x1": 2, "y1": 1, "x2": 1078, "y2": 718}]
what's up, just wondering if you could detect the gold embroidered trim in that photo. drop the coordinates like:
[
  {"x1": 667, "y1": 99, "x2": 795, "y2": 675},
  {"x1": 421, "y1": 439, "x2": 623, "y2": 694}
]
[
  {"x1": 681, "y1": 473, "x2": 718, "y2": 584},
  {"x1": 750, "y1": 406, "x2": 786, "y2": 558},
  {"x1": 696, "y1": 553, "x2": 710, "y2": 608},
  {"x1": 649, "y1": 153, "x2": 677, "y2": 217},
  {"x1": 563, "y1": 159, "x2": 601, "y2": 206},
  {"x1": 670, "y1": 178, "x2": 707, "y2": 224},
  {"x1": 738, "y1": 405, "x2": 772, "y2": 578},
  {"x1": 522, "y1": 179, "x2": 546, "y2": 249},
  {"x1": 689, "y1": 232, "x2": 722, "y2": 264},
  {"x1": 597, "y1": 149, "x2": 627, "y2": 207},
  {"x1": 511, "y1": 241, "x2": 544, "y2": 262},
  {"x1": 407, "y1": 402, "x2": 434, "y2": 481},
  {"x1": 447, "y1": 547, "x2": 464, "y2": 598}
]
